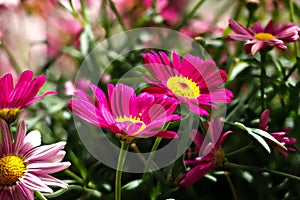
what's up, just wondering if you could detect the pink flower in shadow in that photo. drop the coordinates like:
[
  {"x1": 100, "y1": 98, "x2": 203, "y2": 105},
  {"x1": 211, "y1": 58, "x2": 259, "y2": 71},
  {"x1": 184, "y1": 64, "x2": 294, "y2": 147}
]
[
  {"x1": 259, "y1": 110, "x2": 296, "y2": 157},
  {"x1": 180, "y1": 118, "x2": 232, "y2": 187}
]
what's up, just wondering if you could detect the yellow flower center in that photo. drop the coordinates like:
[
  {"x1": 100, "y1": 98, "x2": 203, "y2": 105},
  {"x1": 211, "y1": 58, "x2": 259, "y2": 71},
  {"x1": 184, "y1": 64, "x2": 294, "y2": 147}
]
[
  {"x1": 254, "y1": 32, "x2": 275, "y2": 41},
  {"x1": 115, "y1": 114, "x2": 146, "y2": 136},
  {"x1": 0, "y1": 108, "x2": 20, "y2": 124},
  {"x1": 0, "y1": 155, "x2": 26, "y2": 187},
  {"x1": 167, "y1": 76, "x2": 200, "y2": 98},
  {"x1": 213, "y1": 150, "x2": 225, "y2": 168}
]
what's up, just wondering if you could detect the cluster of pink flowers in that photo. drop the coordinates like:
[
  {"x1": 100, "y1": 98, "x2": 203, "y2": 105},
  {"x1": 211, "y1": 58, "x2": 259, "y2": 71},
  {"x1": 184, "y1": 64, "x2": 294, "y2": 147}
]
[
  {"x1": 69, "y1": 51, "x2": 234, "y2": 141},
  {"x1": 67, "y1": 50, "x2": 297, "y2": 187},
  {"x1": 0, "y1": 70, "x2": 70, "y2": 200}
]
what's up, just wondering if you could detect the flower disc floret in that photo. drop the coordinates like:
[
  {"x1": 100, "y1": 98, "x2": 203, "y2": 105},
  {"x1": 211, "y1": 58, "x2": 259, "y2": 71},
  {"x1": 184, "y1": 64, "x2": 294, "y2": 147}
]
[
  {"x1": 254, "y1": 32, "x2": 275, "y2": 41},
  {"x1": 0, "y1": 156, "x2": 26, "y2": 186},
  {"x1": 0, "y1": 108, "x2": 20, "y2": 124},
  {"x1": 115, "y1": 115, "x2": 146, "y2": 135},
  {"x1": 167, "y1": 76, "x2": 200, "y2": 99}
]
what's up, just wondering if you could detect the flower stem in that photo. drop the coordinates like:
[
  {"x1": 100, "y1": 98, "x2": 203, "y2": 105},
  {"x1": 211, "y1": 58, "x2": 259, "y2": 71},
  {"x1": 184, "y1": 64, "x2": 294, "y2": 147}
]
[
  {"x1": 108, "y1": 0, "x2": 127, "y2": 31},
  {"x1": 144, "y1": 137, "x2": 162, "y2": 173},
  {"x1": 176, "y1": 0, "x2": 206, "y2": 30},
  {"x1": 226, "y1": 142, "x2": 253, "y2": 156},
  {"x1": 226, "y1": 162, "x2": 300, "y2": 181},
  {"x1": 34, "y1": 191, "x2": 47, "y2": 200},
  {"x1": 289, "y1": 0, "x2": 299, "y2": 57},
  {"x1": 115, "y1": 140, "x2": 130, "y2": 200},
  {"x1": 69, "y1": 0, "x2": 85, "y2": 26},
  {"x1": 64, "y1": 169, "x2": 84, "y2": 185},
  {"x1": 260, "y1": 52, "x2": 267, "y2": 110},
  {"x1": 0, "y1": 42, "x2": 22, "y2": 74},
  {"x1": 224, "y1": 172, "x2": 238, "y2": 200}
]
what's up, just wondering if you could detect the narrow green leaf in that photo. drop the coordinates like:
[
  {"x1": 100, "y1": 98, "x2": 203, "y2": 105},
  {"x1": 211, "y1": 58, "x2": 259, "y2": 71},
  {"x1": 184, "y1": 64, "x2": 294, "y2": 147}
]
[
  {"x1": 234, "y1": 122, "x2": 271, "y2": 153},
  {"x1": 251, "y1": 128, "x2": 287, "y2": 151}
]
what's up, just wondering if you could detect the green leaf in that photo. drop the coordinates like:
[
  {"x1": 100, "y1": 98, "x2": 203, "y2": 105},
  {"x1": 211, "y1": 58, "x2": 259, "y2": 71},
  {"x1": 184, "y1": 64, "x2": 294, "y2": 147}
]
[
  {"x1": 122, "y1": 180, "x2": 142, "y2": 190},
  {"x1": 234, "y1": 122, "x2": 271, "y2": 153},
  {"x1": 251, "y1": 128, "x2": 287, "y2": 151},
  {"x1": 234, "y1": 122, "x2": 288, "y2": 153}
]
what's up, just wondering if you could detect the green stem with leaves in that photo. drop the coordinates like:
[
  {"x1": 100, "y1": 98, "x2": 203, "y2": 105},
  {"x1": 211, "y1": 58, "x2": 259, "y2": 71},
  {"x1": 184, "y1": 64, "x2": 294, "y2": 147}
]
[
  {"x1": 226, "y1": 162, "x2": 300, "y2": 181},
  {"x1": 115, "y1": 140, "x2": 130, "y2": 200}
]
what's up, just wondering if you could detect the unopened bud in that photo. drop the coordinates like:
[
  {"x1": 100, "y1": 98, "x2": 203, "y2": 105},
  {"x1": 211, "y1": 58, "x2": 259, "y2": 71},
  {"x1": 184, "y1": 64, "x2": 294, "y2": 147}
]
[
  {"x1": 194, "y1": 36, "x2": 206, "y2": 46},
  {"x1": 246, "y1": 0, "x2": 260, "y2": 11}
]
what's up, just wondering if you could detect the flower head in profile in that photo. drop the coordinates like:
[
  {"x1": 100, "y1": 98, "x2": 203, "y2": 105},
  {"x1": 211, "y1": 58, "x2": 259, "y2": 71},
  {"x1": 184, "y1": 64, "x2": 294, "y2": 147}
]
[
  {"x1": 0, "y1": 119, "x2": 70, "y2": 200},
  {"x1": 259, "y1": 110, "x2": 296, "y2": 156},
  {"x1": 180, "y1": 118, "x2": 232, "y2": 187},
  {"x1": 228, "y1": 19, "x2": 300, "y2": 56},
  {"x1": 68, "y1": 83, "x2": 180, "y2": 140},
  {"x1": 0, "y1": 70, "x2": 56, "y2": 123},
  {"x1": 142, "y1": 51, "x2": 233, "y2": 116}
]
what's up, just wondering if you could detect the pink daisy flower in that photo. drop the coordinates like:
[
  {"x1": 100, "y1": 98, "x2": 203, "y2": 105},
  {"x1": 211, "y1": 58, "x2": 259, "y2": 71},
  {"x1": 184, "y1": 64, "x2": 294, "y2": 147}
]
[
  {"x1": 0, "y1": 119, "x2": 70, "y2": 200},
  {"x1": 68, "y1": 83, "x2": 180, "y2": 140},
  {"x1": 180, "y1": 118, "x2": 232, "y2": 187},
  {"x1": 259, "y1": 110, "x2": 296, "y2": 157},
  {"x1": 142, "y1": 51, "x2": 233, "y2": 116},
  {"x1": 0, "y1": 70, "x2": 56, "y2": 123},
  {"x1": 228, "y1": 19, "x2": 300, "y2": 56}
]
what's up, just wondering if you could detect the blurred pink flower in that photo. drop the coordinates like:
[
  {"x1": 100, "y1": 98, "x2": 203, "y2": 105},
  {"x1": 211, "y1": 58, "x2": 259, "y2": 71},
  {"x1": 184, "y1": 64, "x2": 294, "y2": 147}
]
[
  {"x1": 0, "y1": 70, "x2": 56, "y2": 123},
  {"x1": 114, "y1": 0, "x2": 188, "y2": 27},
  {"x1": 0, "y1": 0, "x2": 20, "y2": 9},
  {"x1": 228, "y1": 19, "x2": 300, "y2": 56},
  {"x1": 144, "y1": 0, "x2": 188, "y2": 25},
  {"x1": 46, "y1": 10, "x2": 82, "y2": 57},
  {"x1": 180, "y1": 118, "x2": 232, "y2": 187},
  {"x1": 259, "y1": 110, "x2": 296, "y2": 156},
  {"x1": 142, "y1": 51, "x2": 233, "y2": 116},
  {"x1": 0, "y1": 120, "x2": 70, "y2": 200},
  {"x1": 65, "y1": 79, "x2": 90, "y2": 96},
  {"x1": 68, "y1": 83, "x2": 180, "y2": 139}
]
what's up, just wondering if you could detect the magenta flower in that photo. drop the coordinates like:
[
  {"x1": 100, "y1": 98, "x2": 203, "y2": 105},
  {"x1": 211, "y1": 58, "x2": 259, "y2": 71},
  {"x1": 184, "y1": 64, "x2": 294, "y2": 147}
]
[
  {"x1": 142, "y1": 51, "x2": 233, "y2": 116},
  {"x1": 0, "y1": 119, "x2": 70, "y2": 200},
  {"x1": 180, "y1": 118, "x2": 232, "y2": 187},
  {"x1": 228, "y1": 19, "x2": 300, "y2": 56},
  {"x1": 0, "y1": 70, "x2": 56, "y2": 123},
  {"x1": 259, "y1": 110, "x2": 296, "y2": 156},
  {"x1": 68, "y1": 83, "x2": 180, "y2": 139}
]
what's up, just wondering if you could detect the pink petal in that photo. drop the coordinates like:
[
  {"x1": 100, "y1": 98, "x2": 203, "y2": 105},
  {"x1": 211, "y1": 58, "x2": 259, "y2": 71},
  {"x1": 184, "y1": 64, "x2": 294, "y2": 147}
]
[
  {"x1": 19, "y1": 131, "x2": 41, "y2": 155},
  {"x1": 259, "y1": 109, "x2": 269, "y2": 131},
  {"x1": 27, "y1": 162, "x2": 71, "y2": 174},
  {"x1": 25, "y1": 142, "x2": 66, "y2": 161},
  {"x1": 21, "y1": 173, "x2": 53, "y2": 193},
  {"x1": 180, "y1": 161, "x2": 213, "y2": 187},
  {"x1": 0, "y1": 119, "x2": 13, "y2": 154},
  {"x1": 13, "y1": 121, "x2": 26, "y2": 153},
  {"x1": 228, "y1": 19, "x2": 254, "y2": 38}
]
